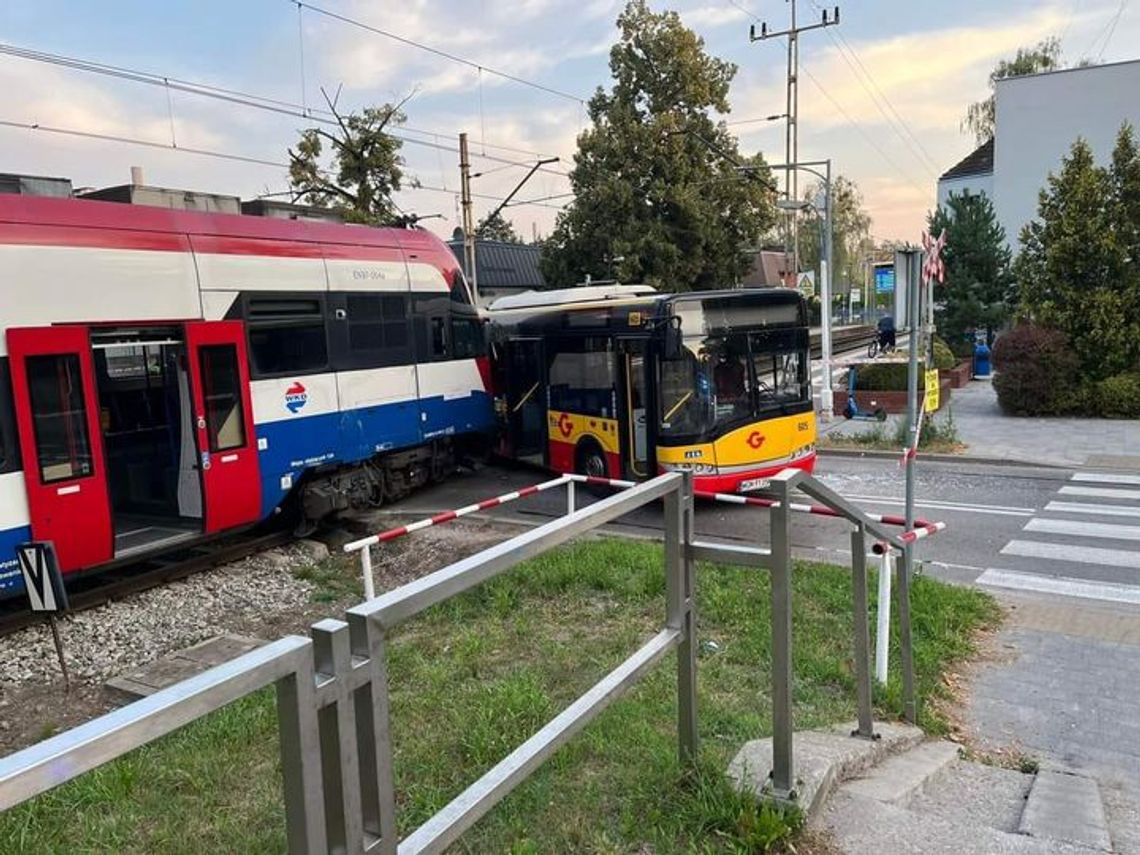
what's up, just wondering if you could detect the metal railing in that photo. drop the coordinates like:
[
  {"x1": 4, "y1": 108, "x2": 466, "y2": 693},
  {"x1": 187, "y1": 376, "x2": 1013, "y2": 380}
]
[{"x1": 0, "y1": 466, "x2": 942, "y2": 851}]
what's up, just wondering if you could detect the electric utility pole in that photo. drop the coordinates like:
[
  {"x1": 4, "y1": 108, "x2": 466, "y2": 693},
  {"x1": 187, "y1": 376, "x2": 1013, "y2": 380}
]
[
  {"x1": 750, "y1": 3, "x2": 839, "y2": 285},
  {"x1": 459, "y1": 132, "x2": 477, "y2": 300}
]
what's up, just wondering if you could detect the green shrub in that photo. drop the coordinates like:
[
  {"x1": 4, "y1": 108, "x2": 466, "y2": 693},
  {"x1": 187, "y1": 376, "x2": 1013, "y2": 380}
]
[
  {"x1": 932, "y1": 337, "x2": 957, "y2": 370},
  {"x1": 854, "y1": 362, "x2": 927, "y2": 391},
  {"x1": 992, "y1": 324, "x2": 1079, "y2": 416},
  {"x1": 894, "y1": 408, "x2": 960, "y2": 448},
  {"x1": 1096, "y1": 373, "x2": 1140, "y2": 418}
]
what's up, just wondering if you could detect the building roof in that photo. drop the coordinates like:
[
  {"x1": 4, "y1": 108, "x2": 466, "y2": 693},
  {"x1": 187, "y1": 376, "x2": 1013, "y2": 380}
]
[
  {"x1": 446, "y1": 239, "x2": 545, "y2": 290},
  {"x1": 940, "y1": 138, "x2": 994, "y2": 181}
]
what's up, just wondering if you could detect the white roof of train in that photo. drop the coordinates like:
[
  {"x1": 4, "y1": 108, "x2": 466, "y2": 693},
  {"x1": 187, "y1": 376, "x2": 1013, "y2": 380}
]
[{"x1": 486, "y1": 284, "x2": 657, "y2": 312}]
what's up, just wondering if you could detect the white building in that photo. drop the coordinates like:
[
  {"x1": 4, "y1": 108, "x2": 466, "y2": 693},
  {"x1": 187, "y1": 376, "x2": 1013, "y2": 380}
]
[{"x1": 937, "y1": 59, "x2": 1140, "y2": 250}]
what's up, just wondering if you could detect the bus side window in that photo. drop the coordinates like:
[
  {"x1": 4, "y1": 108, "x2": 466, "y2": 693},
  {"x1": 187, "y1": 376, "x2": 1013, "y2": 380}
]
[{"x1": 548, "y1": 339, "x2": 614, "y2": 418}]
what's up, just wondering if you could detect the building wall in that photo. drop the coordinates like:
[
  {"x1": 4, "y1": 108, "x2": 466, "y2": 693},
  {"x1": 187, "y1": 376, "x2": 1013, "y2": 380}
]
[
  {"x1": 993, "y1": 60, "x2": 1140, "y2": 251},
  {"x1": 936, "y1": 173, "x2": 993, "y2": 209}
]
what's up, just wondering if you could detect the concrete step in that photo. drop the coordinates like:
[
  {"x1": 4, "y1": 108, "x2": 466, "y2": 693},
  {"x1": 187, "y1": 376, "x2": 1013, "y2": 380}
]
[
  {"x1": 1019, "y1": 769, "x2": 1113, "y2": 852},
  {"x1": 842, "y1": 740, "x2": 961, "y2": 807},
  {"x1": 908, "y1": 758, "x2": 1033, "y2": 834}
]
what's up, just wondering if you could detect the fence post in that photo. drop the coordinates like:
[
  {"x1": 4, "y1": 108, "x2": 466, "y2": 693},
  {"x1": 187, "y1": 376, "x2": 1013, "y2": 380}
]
[
  {"x1": 875, "y1": 550, "x2": 892, "y2": 685},
  {"x1": 361, "y1": 545, "x2": 376, "y2": 602},
  {"x1": 276, "y1": 648, "x2": 328, "y2": 854},
  {"x1": 768, "y1": 471, "x2": 795, "y2": 799},
  {"x1": 312, "y1": 619, "x2": 365, "y2": 853},
  {"x1": 664, "y1": 471, "x2": 698, "y2": 765},
  {"x1": 348, "y1": 611, "x2": 399, "y2": 854},
  {"x1": 849, "y1": 526, "x2": 875, "y2": 739},
  {"x1": 567, "y1": 478, "x2": 576, "y2": 515},
  {"x1": 897, "y1": 545, "x2": 917, "y2": 724}
]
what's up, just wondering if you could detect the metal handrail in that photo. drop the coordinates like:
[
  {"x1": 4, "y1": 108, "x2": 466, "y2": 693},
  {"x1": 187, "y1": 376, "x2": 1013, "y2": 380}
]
[{"x1": 0, "y1": 464, "x2": 943, "y2": 852}]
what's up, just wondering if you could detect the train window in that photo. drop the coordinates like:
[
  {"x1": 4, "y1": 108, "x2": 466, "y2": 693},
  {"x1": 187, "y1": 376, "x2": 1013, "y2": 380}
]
[
  {"x1": 25, "y1": 354, "x2": 94, "y2": 483},
  {"x1": 342, "y1": 294, "x2": 411, "y2": 369},
  {"x1": 430, "y1": 318, "x2": 448, "y2": 359},
  {"x1": 0, "y1": 359, "x2": 12, "y2": 473},
  {"x1": 247, "y1": 296, "x2": 328, "y2": 376},
  {"x1": 198, "y1": 345, "x2": 246, "y2": 452},
  {"x1": 451, "y1": 318, "x2": 484, "y2": 359}
]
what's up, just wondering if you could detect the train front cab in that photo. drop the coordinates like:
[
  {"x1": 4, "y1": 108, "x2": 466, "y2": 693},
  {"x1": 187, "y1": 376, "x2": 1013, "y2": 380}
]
[{"x1": 4, "y1": 320, "x2": 261, "y2": 577}]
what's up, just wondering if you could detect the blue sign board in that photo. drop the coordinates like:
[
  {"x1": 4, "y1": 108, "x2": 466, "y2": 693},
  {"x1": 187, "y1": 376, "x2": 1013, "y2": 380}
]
[{"x1": 874, "y1": 265, "x2": 895, "y2": 294}]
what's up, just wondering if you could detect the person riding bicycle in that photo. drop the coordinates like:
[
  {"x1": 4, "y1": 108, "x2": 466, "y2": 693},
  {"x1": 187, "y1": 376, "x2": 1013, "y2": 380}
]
[{"x1": 876, "y1": 315, "x2": 896, "y2": 350}]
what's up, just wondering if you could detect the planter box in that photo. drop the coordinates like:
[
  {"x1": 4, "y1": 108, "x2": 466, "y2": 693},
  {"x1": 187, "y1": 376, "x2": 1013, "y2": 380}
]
[
  {"x1": 833, "y1": 378, "x2": 951, "y2": 416},
  {"x1": 941, "y1": 360, "x2": 972, "y2": 389}
]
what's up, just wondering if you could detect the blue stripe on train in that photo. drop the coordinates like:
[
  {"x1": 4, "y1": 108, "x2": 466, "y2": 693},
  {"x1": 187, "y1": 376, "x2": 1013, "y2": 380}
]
[
  {"x1": 0, "y1": 524, "x2": 33, "y2": 595},
  {"x1": 255, "y1": 392, "x2": 494, "y2": 519}
]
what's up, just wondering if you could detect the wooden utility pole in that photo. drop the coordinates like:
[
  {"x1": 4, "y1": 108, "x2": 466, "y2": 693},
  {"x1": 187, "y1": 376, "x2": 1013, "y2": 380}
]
[
  {"x1": 751, "y1": 3, "x2": 839, "y2": 283},
  {"x1": 459, "y1": 132, "x2": 478, "y2": 300}
]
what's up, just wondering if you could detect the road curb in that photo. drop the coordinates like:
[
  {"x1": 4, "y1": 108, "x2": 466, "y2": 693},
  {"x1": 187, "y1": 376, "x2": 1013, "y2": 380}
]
[{"x1": 817, "y1": 446, "x2": 1071, "y2": 470}]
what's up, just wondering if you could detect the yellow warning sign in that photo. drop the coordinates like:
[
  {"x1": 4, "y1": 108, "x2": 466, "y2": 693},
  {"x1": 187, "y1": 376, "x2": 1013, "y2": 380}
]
[{"x1": 924, "y1": 368, "x2": 940, "y2": 413}]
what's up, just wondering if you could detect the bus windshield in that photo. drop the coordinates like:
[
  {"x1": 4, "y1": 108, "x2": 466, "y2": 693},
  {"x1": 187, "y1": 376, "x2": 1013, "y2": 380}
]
[{"x1": 658, "y1": 301, "x2": 808, "y2": 439}]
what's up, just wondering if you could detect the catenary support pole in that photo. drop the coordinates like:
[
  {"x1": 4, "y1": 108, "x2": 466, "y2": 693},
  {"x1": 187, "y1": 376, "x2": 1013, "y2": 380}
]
[{"x1": 459, "y1": 132, "x2": 477, "y2": 301}]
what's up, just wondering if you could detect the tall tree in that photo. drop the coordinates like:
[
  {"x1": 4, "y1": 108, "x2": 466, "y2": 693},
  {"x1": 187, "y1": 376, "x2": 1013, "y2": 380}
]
[
  {"x1": 289, "y1": 90, "x2": 412, "y2": 225},
  {"x1": 797, "y1": 175, "x2": 872, "y2": 296},
  {"x1": 477, "y1": 211, "x2": 524, "y2": 243},
  {"x1": 1015, "y1": 127, "x2": 1140, "y2": 379},
  {"x1": 540, "y1": 0, "x2": 775, "y2": 290},
  {"x1": 927, "y1": 191, "x2": 1014, "y2": 349},
  {"x1": 963, "y1": 38, "x2": 1062, "y2": 144}
]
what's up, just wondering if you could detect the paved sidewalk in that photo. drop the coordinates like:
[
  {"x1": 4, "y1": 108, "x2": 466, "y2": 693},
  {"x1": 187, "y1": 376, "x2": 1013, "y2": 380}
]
[
  {"x1": 967, "y1": 594, "x2": 1140, "y2": 853},
  {"x1": 822, "y1": 377, "x2": 1140, "y2": 468}
]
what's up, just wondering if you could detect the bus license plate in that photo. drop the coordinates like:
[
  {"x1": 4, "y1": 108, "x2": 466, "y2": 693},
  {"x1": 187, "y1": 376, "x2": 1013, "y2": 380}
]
[{"x1": 739, "y1": 478, "x2": 771, "y2": 493}]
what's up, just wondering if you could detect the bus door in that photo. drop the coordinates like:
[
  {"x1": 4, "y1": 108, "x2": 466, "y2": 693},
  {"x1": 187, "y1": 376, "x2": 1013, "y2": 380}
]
[
  {"x1": 184, "y1": 321, "x2": 262, "y2": 533},
  {"x1": 619, "y1": 339, "x2": 651, "y2": 478},
  {"x1": 505, "y1": 338, "x2": 545, "y2": 464},
  {"x1": 6, "y1": 326, "x2": 114, "y2": 572}
]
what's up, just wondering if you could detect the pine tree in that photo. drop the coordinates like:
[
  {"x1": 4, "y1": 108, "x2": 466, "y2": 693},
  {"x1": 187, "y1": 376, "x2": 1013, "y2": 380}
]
[
  {"x1": 927, "y1": 191, "x2": 1013, "y2": 350},
  {"x1": 1015, "y1": 130, "x2": 1140, "y2": 380},
  {"x1": 540, "y1": 0, "x2": 775, "y2": 290},
  {"x1": 476, "y1": 211, "x2": 524, "y2": 243}
]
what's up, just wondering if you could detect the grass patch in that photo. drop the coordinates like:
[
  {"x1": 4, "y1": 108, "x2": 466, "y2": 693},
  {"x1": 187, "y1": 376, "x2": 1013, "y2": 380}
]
[
  {"x1": 821, "y1": 409, "x2": 965, "y2": 455},
  {"x1": 0, "y1": 539, "x2": 999, "y2": 853}
]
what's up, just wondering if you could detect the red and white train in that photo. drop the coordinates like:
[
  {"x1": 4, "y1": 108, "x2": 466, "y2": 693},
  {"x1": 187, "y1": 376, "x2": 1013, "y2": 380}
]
[{"x1": 0, "y1": 185, "x2": 495, "y2": 596}]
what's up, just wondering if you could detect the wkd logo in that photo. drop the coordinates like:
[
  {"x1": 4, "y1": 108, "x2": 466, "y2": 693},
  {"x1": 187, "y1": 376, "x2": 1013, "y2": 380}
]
[{"x1": 285, "y1": 382, "x2": 308, "y2": 414}]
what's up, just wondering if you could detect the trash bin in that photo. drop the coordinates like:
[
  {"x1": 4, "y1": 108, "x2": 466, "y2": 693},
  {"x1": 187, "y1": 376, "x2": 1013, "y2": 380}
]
[{"x1": 973, "y1": 342, "x2": 992, "y2": 377}]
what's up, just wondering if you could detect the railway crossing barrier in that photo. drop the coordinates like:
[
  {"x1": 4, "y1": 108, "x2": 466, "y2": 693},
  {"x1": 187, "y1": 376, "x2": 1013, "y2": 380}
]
[{"x1": 0, "y1": 468, "x2": 944, "y2": 853}]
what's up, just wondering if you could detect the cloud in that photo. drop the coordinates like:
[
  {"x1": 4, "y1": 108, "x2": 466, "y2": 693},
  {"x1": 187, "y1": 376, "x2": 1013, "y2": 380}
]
[{"x1": 677, "y1": 4, "x2": 749, "y2": 30}]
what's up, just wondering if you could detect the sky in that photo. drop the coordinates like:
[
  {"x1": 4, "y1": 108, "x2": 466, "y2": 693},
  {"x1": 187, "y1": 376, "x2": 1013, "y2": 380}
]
[{"x1": 0, "y1": 0, "x2": 1137, "y2": 244}]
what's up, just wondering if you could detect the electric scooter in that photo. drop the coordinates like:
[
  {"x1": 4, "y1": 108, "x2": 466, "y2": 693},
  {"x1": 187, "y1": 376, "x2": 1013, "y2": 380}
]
[{"x1": 843, "y1": 366, "x2": 887, "y2": 421}]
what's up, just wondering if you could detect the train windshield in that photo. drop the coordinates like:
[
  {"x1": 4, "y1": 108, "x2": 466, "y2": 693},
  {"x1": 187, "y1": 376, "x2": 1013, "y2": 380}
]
[{"x1": 658, "y1": 299, "x2": 809, "y2": 440}]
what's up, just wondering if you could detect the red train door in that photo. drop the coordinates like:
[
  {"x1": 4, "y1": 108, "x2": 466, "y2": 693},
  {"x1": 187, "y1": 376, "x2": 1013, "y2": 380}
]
[
  {"x1": 6, "y1": 326, "x2": 114, "y2": 571},
  {"x1": 184, "y1": 321, "x2": 261, "y2": 533}
]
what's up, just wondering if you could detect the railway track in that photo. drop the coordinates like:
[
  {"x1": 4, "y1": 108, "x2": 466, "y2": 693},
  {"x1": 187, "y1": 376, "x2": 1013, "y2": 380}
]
[{"x1": 0, "y1": 528, "x2": 294, "y2": 637}]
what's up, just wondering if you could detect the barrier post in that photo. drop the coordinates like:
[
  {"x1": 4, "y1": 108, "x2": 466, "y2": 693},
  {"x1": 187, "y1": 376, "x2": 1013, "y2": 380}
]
[
  {"x1": 850, "y1": 525, "x2": 875, "y2": 739},
  {"x1": 275, "y1": 650, "x2": 328, "y2": 854},
  {"x1": 361, "y1": 545, "x2": 376, "y2": 602},
  {"x1": 768, "y1": 472, "x2": 795, "y2": 799},
  {"x1": 875, "y1": 550, "x2": 892, "y2": 685},
  {"x1": 567, "y1": 479, "x2": 576, "y2": 515},
  {"x1": 664, "y1": 471, "x2": 698, "y2": 764},
  {"x1": 897, "y1": 545, "x2": 917, "y2": 724}
]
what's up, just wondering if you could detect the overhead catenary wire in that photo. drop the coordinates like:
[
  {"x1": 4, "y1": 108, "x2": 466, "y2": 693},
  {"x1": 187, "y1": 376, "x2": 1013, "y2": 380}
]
[
  {"x1": 0, "y1": 41, "x2": 572, "y2": 174},
  {"x1": 293, "y1": 0, "x2": 589, "y2": 107},
  {"x1": 0, "y1": 118, "x2": 573, "y2": 211}
]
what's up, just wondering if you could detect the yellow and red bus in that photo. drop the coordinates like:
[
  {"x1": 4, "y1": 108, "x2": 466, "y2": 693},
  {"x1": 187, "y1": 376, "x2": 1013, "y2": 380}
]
[{"x1": 487, "y1": 284, "x2": 816, "y2": 492}]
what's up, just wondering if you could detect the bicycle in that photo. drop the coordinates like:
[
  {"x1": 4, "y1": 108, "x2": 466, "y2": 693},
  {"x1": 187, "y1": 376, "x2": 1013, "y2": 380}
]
[{"x1": 867, "y1": 336, "x2": 897, "y2": 359}]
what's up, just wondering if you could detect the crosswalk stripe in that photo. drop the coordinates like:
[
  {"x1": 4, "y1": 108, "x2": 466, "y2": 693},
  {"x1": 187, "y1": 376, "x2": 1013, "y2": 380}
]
[
  {"x1": 1025, "y1": 518, "x2": 1140, "y2": 541},
  {"x1": 841, "y1": 494, "x2": 1033, "y2": 517},
  {"x1": 977, "y1": 568, "x2": 1140, "y2": 606},
  {"x1": 1071, "y1": 472, "x2": 1140, "y2": 486},
  {"x1": 1045, "y1": 501, "x2": 1140, "y2": 519},
  {"x1": 1059, "y1": 485, "x2": 1140, "y2": 501},
  {"x1": 1001, "y1": 539, "x2": 1140, "y2": 569}
]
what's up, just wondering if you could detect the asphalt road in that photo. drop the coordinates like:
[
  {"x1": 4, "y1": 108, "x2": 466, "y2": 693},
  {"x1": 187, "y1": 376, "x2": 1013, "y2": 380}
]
[{"x1": 360, "y1": 453, "x2": 1081, "y2": 590}]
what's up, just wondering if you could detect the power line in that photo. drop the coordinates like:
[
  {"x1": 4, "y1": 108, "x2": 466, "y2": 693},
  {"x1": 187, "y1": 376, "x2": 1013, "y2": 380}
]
[
  {"x1": 798, "y1": 64, "x2": 931, "y2": 197},
  {"x1": 0, "y1": 41, "x2": 572, "y2": 175},
  {"x1": 806, "y1": 0, "x2": 942, "y2": 177},
  {"x1": 294, "y1": 0, "x2": 588, "y2": 106},
  {"x1": 0, "y1": 118, "x2": 573, "y2": 210}
]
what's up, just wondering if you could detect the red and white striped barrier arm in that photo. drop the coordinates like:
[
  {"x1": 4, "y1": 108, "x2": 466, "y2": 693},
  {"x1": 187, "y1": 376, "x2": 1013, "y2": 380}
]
[
  {"x1": 344, "y1": 474, "x2": 572, "y2": 552},
  {"x1": 897, "y1": 520, "x2": 946, "y2": 545}
]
